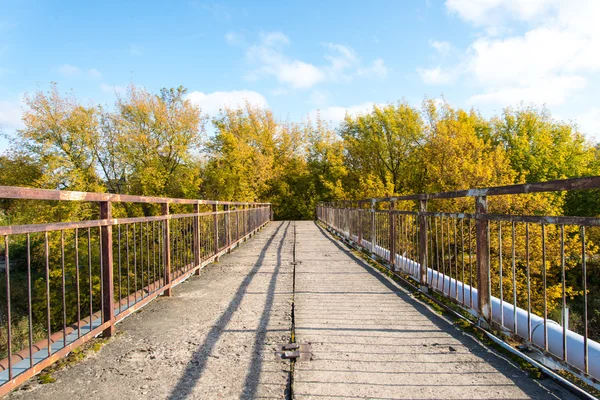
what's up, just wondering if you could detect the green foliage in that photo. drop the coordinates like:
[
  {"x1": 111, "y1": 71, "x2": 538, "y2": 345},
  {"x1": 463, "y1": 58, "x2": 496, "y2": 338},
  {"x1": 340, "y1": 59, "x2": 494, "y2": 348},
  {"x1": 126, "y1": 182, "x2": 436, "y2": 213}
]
[{"x1": 2, "y1": 83, "x2": 600, "y2": 361}]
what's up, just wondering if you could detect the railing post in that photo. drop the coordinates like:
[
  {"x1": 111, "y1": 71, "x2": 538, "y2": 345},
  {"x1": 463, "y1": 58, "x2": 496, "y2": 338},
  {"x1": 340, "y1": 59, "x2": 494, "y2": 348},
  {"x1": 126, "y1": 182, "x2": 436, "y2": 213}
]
[
  {"x1": 358, "y1": 201, "x2": 363, "y2": 247},
  {"x1": 100, "y1": 201, "x2": 115, "y2": 337},
  {"x1": 243, "y1": 204, "x2": 247, "y2": 238},
  {"x1": 213, "y1": 203, "x2": 219, "y2": 256},
  {"x1": 342, "y1": 202, "x2": 346, "y2": 234},
  {"x1": 224, "y1": 204, "x2": 230, "y2": 250},
  {"x1": 389, "y1": 201, "x2": 396, "y2": 269},
  {"x1": 236, "y1": 205, "x2": 240, "y2": 243},
  {"x1": 370, "y1": 199, "x2": 376, "y2": 253},
  {"x1": 162, "y1": 203, "x2": 172, "y2": 296},
  {"x1": 193, "y1": 203, "x2": 201, "y2": 275},
  {"x1": 475, "y1": 196, "x2": 491, "y2": 325},
  {"x1": 419, "y1": 199, "x2": 428, "y2": 290}
]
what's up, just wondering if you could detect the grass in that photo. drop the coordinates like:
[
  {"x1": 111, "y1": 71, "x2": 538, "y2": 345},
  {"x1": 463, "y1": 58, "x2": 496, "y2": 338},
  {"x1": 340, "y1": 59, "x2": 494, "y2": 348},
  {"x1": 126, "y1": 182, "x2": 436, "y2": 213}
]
[
  {"x1": 37, "y1": 374, "x2": 56, "y2": 384},
  {"x1": 33, "y1": 337, "x2": 110, "y2": 386}
]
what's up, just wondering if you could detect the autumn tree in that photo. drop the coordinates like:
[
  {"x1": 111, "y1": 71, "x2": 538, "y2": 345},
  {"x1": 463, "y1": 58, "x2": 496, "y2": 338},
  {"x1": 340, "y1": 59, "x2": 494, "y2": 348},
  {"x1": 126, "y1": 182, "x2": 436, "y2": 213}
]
[
  {"x1": 306, "y1": 116, "x2": 347, "y2": 203},
  {"x1": 18, "y1": 83, "x2": 102, "y2": 193},
  {"x1": 112, "y1": 85, "x2": 204, "y2": 199},
  {"x1": 341, "y1": 102, "x2": 425, "y2": 197},
  {"x1": 202, "y1": 104, "x2": 278, "y2": 202}
]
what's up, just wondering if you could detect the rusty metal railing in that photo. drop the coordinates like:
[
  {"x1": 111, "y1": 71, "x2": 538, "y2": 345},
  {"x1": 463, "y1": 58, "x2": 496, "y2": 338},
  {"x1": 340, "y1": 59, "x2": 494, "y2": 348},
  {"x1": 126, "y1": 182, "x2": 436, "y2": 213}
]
[
  {"x1": 317, "y1": 176, "x2": 600, "y2": 387},
  {"x1": 0, "y1": 186, "x2": 271, "y2": 395}
]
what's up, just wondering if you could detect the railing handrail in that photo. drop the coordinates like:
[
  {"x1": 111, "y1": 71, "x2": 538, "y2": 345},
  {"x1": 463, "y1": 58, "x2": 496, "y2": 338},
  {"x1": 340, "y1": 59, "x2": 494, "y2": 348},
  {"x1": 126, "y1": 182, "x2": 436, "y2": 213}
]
[
  {"x1": 320, "y1": 176, "x2": 600, "y2": 204},
  {"x1": 0, "y1": 187, "x2": 272, "y2": 395},
  {"x1": 316, "y1": 180, "x2": 600, "y2": 389},
  {"x1": 0, "y1": 185, "x2": 270, "y2": 206}
]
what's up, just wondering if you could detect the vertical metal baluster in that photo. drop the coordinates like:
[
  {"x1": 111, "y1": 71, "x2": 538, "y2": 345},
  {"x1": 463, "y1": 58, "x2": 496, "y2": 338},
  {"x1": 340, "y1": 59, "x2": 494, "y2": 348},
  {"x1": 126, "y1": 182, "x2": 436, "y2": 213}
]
[
  {"x1": 512, "y1": 221, "x2": 517, "y2": 335},
  {"x1": 404, "y1": 213, "x2": 408, "y2": 268},
  {"x1": 429, "y1": 216, "x2": 434, "y2": 286},
  {"x1": 147, "y1": 221, "x2": 150, "y2": 291},
  {"x1": 413, "y1": 215, "x2": 418, "y2": 275},
  {"x1": 75, "y1": 229, "x2": 81, "y2": 338},
  {"x1": 561, "y1": 225, "x2": 566, "y2": 362},
  {"x1": 499, "y1": 222, "x2": 504, "y2": 327},
  {"x1": 188, "y1": 217, "x2": 193, "y2": 268},
  {"x1": 401, "y1": 214, "x2": 406, "y2": 271},
  {"x1": 153, "y1": 221, "x2": 157, "y2": 293},
  {"x1": 174, "y1": 219, "x2": 179, "y2": 276},
  {"x1": 87, "y1": 228, "x2": 92, "y2": 333},
  {"x1": 542, "y1": 223, "x2": 547, "y2": 351},
  {"x1": 126, "y1": 225, "x2": 130, "y2": 309},
  {"x1": 441, "y1": 216, "x2": 446, "y2": 295},
  {"x1": 61, "y1": 230, "x2": 66, "y2": 348},
  {"x1": 185, "y1": 217, "x2": 189, "y2": 269},
  {"x1": 461, "y1": 219, "x2": 465, "y2": 305},
  {"x1": 133, "y1": 223, "x2": 137, "y2": 304},
  {"x1": 157, "y1": 221, "x2": 162, "y2": 287},
  {"x1": 140, "y1": 222, "x2": 144, "y2": 298},
  {"x1": 447, "y1": 217, "x2": 452, "y2": 297},
  {"x1": 526, "y1": 223, "x2": 531, "y2": 342},
  {"x1": 118, "y1": 225, "x2": 121, "y2": 313},
  {"x1": 435, "y1": 217, "x2": 440, "y2": 290},
  {"x1": 469, "y1": 219, "x2": 473, "y2": 309},
  {"x1": 180, "y1": 218, "x2": 184, "y2": 272},
  {"x1": 177, "y1": 219, "x2": 184, "y2": 276},
  {"x1": 187, "y1": 217, "x2": 191, "y2": 269},
  {"x1": 4, "y1": 235, "x2": 12, "y2": 379},
  {"x1": 582, "y1": 225, "x2": 588, "y2": 374},
  {"x1": 27, "y1": 233, "x2": 33, "y2": 367},
  {"x1": 99, "y1": 227, "x2": 103, "y2": 322},
  {"x1": 402, "y1": 213, "x2": 406, "y2": 273},
  {"x1": 46, "y1": 231, "x2": 52, "y2": 357},
  {"x1": 454, "y1": 218, "x2": 458, "y2": 300}
]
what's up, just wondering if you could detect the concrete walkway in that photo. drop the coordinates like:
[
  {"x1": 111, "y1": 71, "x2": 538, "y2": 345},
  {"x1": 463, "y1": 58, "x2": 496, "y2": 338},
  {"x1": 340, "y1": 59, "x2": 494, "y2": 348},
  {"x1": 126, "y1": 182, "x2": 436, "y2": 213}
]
[
  {"x1": 293, "y1": 222, "x2": 574, "y2": 399},
  {"x1": 8, "y1": 221, "x2": 576, "y2": 399}
]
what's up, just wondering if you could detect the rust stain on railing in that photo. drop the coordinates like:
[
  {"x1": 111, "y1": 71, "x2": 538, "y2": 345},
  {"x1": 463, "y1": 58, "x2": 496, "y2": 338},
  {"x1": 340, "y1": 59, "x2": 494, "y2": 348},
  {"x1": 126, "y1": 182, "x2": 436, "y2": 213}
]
[
  {"x1": 0, "y1": 186, "x2": 271, "y2": 396},
  {"x1": 317, "y1": 176, "x2": 600, "y2": 388}
]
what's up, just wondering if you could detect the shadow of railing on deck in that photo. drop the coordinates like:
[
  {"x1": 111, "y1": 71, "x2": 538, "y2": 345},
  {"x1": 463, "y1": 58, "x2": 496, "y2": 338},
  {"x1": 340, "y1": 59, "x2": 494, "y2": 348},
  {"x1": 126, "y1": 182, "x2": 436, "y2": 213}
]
[
  {"x1": 309, "y1": 222, "x2": 573, "y2": 400},
  {"x1": 167, "y1": 222, "x2": 289, "y2": 400}
]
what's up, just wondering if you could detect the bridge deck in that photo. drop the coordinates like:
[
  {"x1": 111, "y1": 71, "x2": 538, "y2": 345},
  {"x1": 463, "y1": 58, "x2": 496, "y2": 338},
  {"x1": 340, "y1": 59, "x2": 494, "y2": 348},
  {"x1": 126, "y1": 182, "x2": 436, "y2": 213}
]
[{"x1": 9, "y1": 221, "x2": 575, "y2": 399}]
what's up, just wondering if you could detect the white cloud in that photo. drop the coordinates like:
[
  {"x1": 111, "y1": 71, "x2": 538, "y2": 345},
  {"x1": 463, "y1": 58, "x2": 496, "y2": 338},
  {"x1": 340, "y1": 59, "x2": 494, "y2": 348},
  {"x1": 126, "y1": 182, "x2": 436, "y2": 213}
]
[
  {"x1": 468, "y1": 76, "x2": 586, "y2": 106},
  {"x1": 311, "y1": 102, "x2": 376, "y2": 126},
  {"x1": 58, "y1": 64, "x2": 81, "y2": 76},
  {"x1": 186, "y1": 90, "x2": 268, "y2": 116},
  {"x1": 244, "y1": 32, "x2": 388, "y2": 90},
  {"x1": 88, "y1": 68, "x2": 102, "y2": 79},
  {"x1": 323, "y1": 43, "x2": 357, "y2": 80},
  {"x1": 129, "y1": 44, "x2": 143, "y2": 56},
  {"x1": 445, "y1": 0, "x2": 558, "y2": 30},
  {"x1": 430, "y1": 40, "x2": 452, "y2": 55},
  {"x1": 417, "y1": 66, "x2": 457, "y2": 85},
  {"x1": 416, "y1": 0, "x2": 600, "y2": 107},
  {"x1": 59, "y1": 64, "x2": 103, "y2": 79},
  {"x1": 356, "y1": 58, "x2": 388, "y2": 79},
  {"x1": 225, "y1": 32, "x2": 244, "y2": 46},
  {"x1": 274, "y1": 61, "x2": 324, "y2": 89},
  {"x1": 100, "y1": 84, "x2": 126, "y2": 95},
  {"x1": 310, "y1": 90, "x2": 329, "y2": 106},
  {"x1": 0, "y1": 98, "x2": 24, "y2": 132},
  {"x1": 246, "y1": 33, "x2": 325, "y2": 89},
  {"x1": 260, "y1": 31, "x2": 289, "y2": 47}
]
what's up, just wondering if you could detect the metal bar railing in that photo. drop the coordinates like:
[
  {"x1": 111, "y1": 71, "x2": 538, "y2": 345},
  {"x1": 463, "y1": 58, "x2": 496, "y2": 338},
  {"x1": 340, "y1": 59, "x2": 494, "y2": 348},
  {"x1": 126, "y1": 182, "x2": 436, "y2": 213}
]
[
  {"x1": 0, "y1": 186, "x2": 271, "y2": 395},
  {"x1": 317, "y1": 176, "x2": 600, "y2": 387}
]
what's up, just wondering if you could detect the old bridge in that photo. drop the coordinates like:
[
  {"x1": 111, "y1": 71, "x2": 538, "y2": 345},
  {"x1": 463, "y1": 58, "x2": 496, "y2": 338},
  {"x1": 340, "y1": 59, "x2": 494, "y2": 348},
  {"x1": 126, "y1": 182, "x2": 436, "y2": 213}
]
[{"x1": 1, "y1": 179, "x2": 599, "y2": 399}]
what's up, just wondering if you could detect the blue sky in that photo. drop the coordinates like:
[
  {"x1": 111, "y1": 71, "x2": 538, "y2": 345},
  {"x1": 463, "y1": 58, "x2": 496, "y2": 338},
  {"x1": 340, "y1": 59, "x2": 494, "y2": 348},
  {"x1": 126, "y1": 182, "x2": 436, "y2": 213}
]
[{"x1": 1, "y1": 0, "x2": 600, "y2": 149}]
